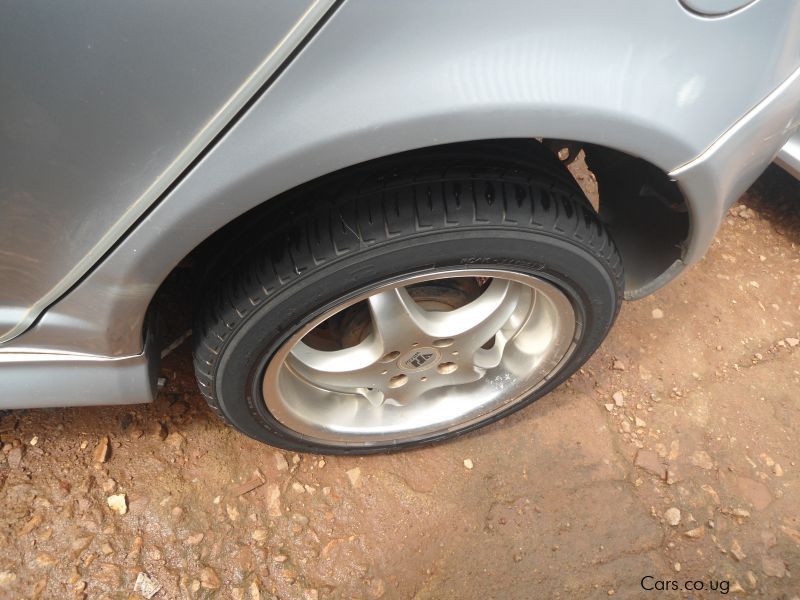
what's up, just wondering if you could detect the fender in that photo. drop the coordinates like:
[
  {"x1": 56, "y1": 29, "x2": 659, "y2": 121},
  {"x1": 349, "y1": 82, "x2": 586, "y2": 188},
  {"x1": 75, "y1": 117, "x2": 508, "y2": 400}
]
[{"x1": 7, "y1": 0, "x2": 800, "y2": 359}]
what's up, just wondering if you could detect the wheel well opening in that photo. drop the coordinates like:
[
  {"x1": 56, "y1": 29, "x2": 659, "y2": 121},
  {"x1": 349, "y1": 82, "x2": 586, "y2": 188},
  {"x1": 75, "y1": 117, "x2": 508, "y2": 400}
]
[{"x1": 150, "y1": 138, "x2": 690, "y2": 350}]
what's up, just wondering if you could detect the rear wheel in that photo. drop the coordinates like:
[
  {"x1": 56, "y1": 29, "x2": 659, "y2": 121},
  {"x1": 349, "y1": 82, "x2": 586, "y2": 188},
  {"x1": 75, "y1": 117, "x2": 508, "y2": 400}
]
[{"x1": 194, "y1": 146, "x2": 623, "y2": 453}]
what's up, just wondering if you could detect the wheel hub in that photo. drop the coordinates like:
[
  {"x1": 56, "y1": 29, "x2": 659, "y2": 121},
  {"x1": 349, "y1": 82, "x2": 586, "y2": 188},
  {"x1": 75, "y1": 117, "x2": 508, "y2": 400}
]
[{"x1": 262, "y1": 269, "x2": 577, "y2": 446}]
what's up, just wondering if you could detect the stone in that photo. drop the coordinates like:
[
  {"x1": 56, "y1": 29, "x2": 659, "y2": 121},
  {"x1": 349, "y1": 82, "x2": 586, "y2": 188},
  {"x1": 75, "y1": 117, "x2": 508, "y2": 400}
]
[
  {"x1": 604, "y1": 404, "x2": 614, "y2": 412},
  {"x1": 690, "y1": 450, "x2": 714, "y2": 470},
  {"x1": 730, "y1": 539, "x2": 746, "y2": 561},
  {"x1": 266, "y1": 484, "x2": 281, "y2": 517},
  {"x1": 17, "y1": 513, "x2": 43, "y2": 536},
  {"x1": 762, "y1": 556, "x2": 786, "y2": 578},
  {"x1": 612, "y1": 360, "x2": 625, "y2": 371},
  {"x1": 652, "y1": 308, "x2": 664, "y2": 319},
  {"x1": 165, "y1": 432, "x2": 185, "y2": 450},
  {"x1": 634, "y1": 417, "x2": 646, "y2": 428},
  {"x1": 200, "y1": 567, "x2": 221, "y2": 589},
  {"x1": 92, "y1": 436, "x2": 110, "y2": 463},
  {"x1": 664, "y1": 507, "x2": 681, "y2": 526},
  {"x1": 463, "y1": 459, "x2": 474, "y2": 470},
  {"x1": 186, "y1": 533, "x2": 204, "y2": 545},
  {"x1": 634, "y1": 450, "x2": 666, "y2": 479},
  {"x1": 226, "y1": 504, "x2": 239, "y2": 522},
  {"x1": 274, "y1": 453, "x2": 289, "y2": 471},
  {"x1": 251, "y1": 529, "x2": 268, "y2": 542},
  {"x1": 773, "y1": 463, "x2": 784, "y2": 477},
  {"x1": 721, "y1": 507, "x2": 750, "y2": 519},
  {"x1": 133, "y1": 572, "x2": 162, "y2": 599},
  {"x1": 107, "y1": 494, "x2": 128, "y2": 515},
  {"x1": 0, "y1": 572, "x2": 16, "y2": 587},
  {"x1": 684, "y1": 526, "x2": 704, "y2": 539},
  {"x1": 7, "y1": 446, "x2": 23, "y2": 468},
  {"x1": 612, "y1": 391, "x2": 625, "y2": 407},
  {"x1": 291, "y1": 482, "x2": 305, "y2": 493},
  {"x1": 786, "y1": 337, "x2": 799, "y2": 347},
  {"x1": 346, "y1": 467, "x2": 361, "y2": 487},
  {"x1": 701, "y1": 484, "x2": 720, "y2": 505},
  {"x1": 149, "y1": 422, "x2": 167, "y2": 440}
]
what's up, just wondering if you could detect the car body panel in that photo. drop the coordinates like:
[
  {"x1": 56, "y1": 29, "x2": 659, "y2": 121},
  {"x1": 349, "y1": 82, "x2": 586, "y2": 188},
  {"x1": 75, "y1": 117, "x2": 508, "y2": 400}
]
[
  {"x1": 0, "y1": 0, "x2": 336, "y2": 343},
  {"x1": 2, "y1": 0, "x2": 800, "y2": 408}
]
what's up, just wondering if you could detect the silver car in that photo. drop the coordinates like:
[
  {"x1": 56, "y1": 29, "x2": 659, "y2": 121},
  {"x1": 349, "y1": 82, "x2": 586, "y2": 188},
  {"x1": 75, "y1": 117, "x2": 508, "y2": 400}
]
[{"x1": 2, "y1": 0, "x2": 800, "y2": 453}]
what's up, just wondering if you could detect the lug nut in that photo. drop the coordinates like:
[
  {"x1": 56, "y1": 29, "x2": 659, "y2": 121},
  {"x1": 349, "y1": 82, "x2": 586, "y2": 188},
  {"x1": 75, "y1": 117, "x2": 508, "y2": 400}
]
[{"x1": 433, "y1": 338, "x2": 454, "y2": 348}]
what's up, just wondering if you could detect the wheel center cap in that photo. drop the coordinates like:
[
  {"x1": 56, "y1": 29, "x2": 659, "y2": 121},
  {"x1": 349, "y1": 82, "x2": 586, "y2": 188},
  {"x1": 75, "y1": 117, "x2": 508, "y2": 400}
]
[{"x1": 397, "y1": 347, "x2": 440, "y2": 372}]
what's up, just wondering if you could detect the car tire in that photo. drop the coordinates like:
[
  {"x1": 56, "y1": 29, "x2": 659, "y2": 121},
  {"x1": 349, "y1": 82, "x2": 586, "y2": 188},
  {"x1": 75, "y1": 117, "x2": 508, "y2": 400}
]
[{"x1": 193, "y1": 144, "x2": 623, "y2": 454}]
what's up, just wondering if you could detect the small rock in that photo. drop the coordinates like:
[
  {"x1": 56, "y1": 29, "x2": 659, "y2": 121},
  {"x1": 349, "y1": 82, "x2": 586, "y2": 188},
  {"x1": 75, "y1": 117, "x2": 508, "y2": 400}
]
[
  {"x1": 102, "y1": 478, "x2": 117, "y2": 493},
  {"x1": 634, "y1": 450, "x2": 666, "y2": 479},
  {"x1": 673, "y1": 562, "x2": 681, "y2": 572},
  {"x1": 92, "y1": 436, "x2": 110, "y2": 463},
  {"x1": 149, "y1": 422, "x2": 167, "y2": 440},
  {"x1": 652, "y1": 308, "x2": 664, "y2": 319},
  {"x1": 226, "y1": 504, "x2": 239, "y2": 522},
  {"x1": 690, "y1": 450, "x2": 714, "y2": 470},
  {"x1": 0, "y1": 572, "x2": 16, "y2": 587},
  {"x1": 620, "y1": 420, "x2": 631, "y2": 433},
  {"x1": 728, "y1": 581, "x2": 745, "y2": 594},
  {"x1": 251, "y1": 529, "x2": 268, "y2": 542},
  {"x1": 266, "y1": 484, "x2": 281, "y2": 517},
  {"x1": 8, "y1": 446, "x2": 23, "y2": 468},
  {"x1": 786, "y1": 337, "x2": 799, "y2": 347},
  {"x1": 762, "y1": 556, "x2": 786, "y2": 578},
  {"x1": 133, "y1": 572, "x2": 162, "y2": 599},
  {"x1": 274, "y1": 453, "x2": 289, "y2": 471},
  {"x1": 612, "y1": 391, "x2": 625, "y2": 407},
  {"x1": 721, "y1": 507, "x2": 750, "y2": 519},
  {"x1": 100, "y1": 543, "x2": 113, "y2": 555},
  {"x1": 664, "y1": 507, "x2": 681, "y2": 526},
  {"x1": 346, "y1": 467, "x2": 361, "y2": 487},
  {"x1": 249, "y1": 580, "x2": 261, "y2": 600},
  {"x1": 107, "y1": 494, "x2": 128, "y2": 515},
  {"x1": 634, "y1": 417, "x2": 646, "y2": 428},
  {"x1": 200, "y1": 567, "x2": 221, "y2": 589},
  {"x1": 303, "y1": 589, "x2": 319, "y2": 600},
  {"x1": 29, "y1": 435, "x2": 38, "y2": 446},
  {"x1": 291, "y1": 482, "x2": 305, "y2": 493},
  {"x1": 701, "y1": 484, "x2": 721, "y2": 505},
  {"x1": 165, "y1": 432, "x2": 185, "y2": 450},
  {"x1": 317, "y1": 459, "x2": 326, "y2": 469},
  {"x1": 185, "y1": 533, "x2": 204, "y2": 545},
  {"x1": 773, "y1": 463, "x2": 784, "y2": 477},
  {"x1": 730, "y1": 539, "x2": 746, "y2": 561},
  {"x1": 612, "y1": 360, "x2": 625, "y2": 371},
  {"x1": 17, "y1": 513, "x2": 43, "y2": 536},
  {"x1": 292, "y1": 454, "x2": 300, "y2": 464},
  {"x1": 604, "y1": 404, "x2": 614, "y2": 412},
  {"x1": 683, "y1": 526, "x2": 704, "y2": 539},
  {"x1": 463, "y1": 459, "x2": 474, "y2": 470}
]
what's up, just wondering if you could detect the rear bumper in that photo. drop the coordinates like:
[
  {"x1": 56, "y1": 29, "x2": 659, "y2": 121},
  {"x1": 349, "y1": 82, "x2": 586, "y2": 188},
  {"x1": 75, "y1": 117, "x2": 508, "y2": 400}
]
[
  {"x1": 671, "y1": 65, "x2": 800, "y2": 266},
  {"x1": 775, "y1": 132, "x2": 800, "y2": 180}
]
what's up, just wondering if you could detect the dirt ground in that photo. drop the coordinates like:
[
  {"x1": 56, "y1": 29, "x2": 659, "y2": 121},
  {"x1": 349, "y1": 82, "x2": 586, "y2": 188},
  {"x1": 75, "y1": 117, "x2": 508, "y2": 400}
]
[{"x1": 1, "y1": 165, "x2": 799, "y2": 600}]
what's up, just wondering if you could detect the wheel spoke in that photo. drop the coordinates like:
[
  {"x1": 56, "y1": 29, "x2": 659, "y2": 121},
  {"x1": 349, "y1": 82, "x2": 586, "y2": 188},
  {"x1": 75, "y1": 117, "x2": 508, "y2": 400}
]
[
  {"x1": 367, "y1": 286, "x2": 432, "y2": 350},
  {"x1": 431, "y1": 279, "x2": 524, "y2": 355},
  {"x1": 288, "y1": 337, "x2": 385, "y2": 403}
]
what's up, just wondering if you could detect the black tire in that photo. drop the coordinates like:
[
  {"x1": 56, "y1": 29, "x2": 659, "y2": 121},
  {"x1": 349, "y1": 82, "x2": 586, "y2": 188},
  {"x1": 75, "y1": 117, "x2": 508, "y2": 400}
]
[{"x1": 193, "y1": 142, "x2": 623, "y2": 454}]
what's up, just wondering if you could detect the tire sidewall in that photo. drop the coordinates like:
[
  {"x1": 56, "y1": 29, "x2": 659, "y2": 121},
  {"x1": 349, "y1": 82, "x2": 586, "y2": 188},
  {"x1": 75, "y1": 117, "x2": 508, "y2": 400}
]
[{"x1": 213, "y1": 227, "x2": 619, "y2": 454}]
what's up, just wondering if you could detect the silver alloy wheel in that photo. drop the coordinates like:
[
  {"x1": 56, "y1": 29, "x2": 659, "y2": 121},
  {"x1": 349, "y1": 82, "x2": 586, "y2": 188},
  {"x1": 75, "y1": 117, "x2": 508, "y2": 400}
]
[{"x1": 262, "y1": 269, "x2": 578, "y2": 446}]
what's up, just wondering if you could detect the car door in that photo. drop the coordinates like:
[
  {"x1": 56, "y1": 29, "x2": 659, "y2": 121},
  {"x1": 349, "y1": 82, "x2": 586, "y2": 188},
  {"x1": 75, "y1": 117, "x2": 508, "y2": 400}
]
[{"x1": 0, "y1": 0, "x2": 329, "y2": 343}]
